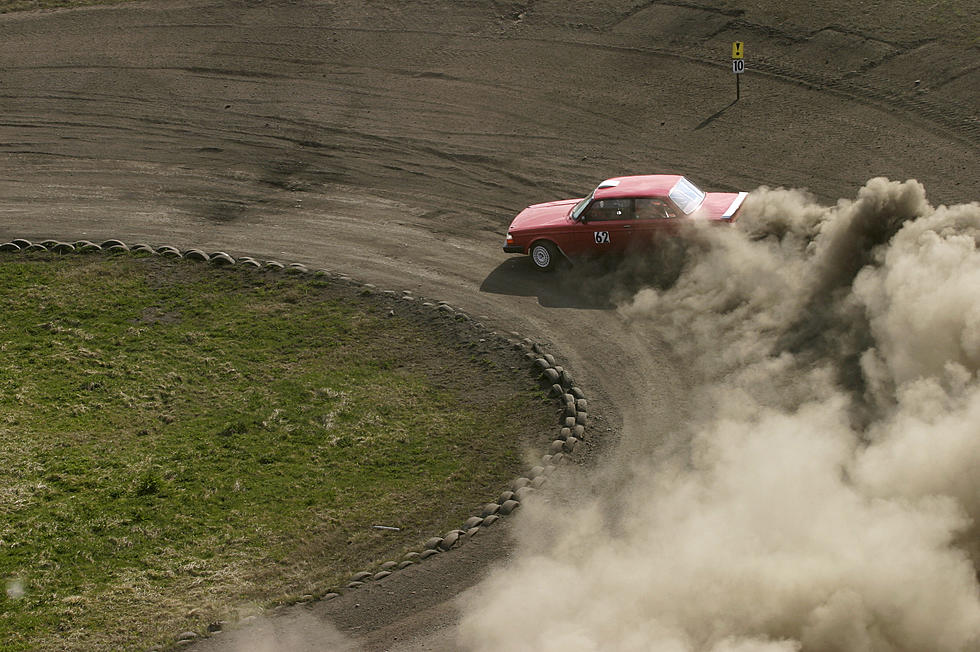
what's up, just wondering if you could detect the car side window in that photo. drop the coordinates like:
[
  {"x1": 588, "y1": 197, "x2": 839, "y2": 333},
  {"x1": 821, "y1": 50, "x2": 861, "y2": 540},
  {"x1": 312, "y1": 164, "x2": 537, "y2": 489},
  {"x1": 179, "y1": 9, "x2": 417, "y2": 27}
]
[
  {"x1": 585, "y1": 198, "x2": 633, "y2": 221},
  {"x1": 635, "y1": 198, "x2": 676, "y2": 220}
]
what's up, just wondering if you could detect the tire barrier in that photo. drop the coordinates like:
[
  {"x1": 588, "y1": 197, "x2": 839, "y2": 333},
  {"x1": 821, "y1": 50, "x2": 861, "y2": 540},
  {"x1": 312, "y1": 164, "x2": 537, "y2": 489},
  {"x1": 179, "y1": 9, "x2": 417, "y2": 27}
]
[{"x1": 0, "y1": 238, "x2": 593, "y2": 646}]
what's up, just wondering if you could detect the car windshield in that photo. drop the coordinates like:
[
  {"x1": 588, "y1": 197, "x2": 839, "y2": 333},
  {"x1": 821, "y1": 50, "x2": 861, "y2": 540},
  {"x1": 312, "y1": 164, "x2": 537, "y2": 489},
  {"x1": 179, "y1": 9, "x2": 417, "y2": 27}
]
[
  {"x1": 570, "y1": 192, "x2": 594, "y2": 221},
  {"x1": 668, "y1": 177, "x2": 706, "y2": 214}
]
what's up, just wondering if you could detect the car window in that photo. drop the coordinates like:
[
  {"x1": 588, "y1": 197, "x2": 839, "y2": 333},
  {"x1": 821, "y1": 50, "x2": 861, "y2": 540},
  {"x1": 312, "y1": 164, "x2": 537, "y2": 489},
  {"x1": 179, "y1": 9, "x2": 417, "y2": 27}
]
[
  {"x1": 571, "y1": 192, "x2": 594, "y2": 221},
  {"x1": 635, "y1": 198, "x2": 677, "y2": 220},
  {"x1": 668, "y1": 177, "x2": 705, "y2": 214},
  {"x1": 585, "y1": 198, "x2": 632, "y2": 221}
]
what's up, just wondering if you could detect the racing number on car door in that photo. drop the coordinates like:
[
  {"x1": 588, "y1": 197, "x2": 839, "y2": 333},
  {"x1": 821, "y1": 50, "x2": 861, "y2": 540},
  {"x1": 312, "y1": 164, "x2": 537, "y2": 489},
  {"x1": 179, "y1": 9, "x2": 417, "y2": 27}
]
[{"x1": 579, "y1": 198, "x2": 632, "y2": 254}]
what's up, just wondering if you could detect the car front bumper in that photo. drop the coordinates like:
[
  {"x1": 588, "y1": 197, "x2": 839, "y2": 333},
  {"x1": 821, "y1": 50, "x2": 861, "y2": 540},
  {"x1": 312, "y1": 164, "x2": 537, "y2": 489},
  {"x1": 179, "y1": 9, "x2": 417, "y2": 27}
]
[{"x1": 503, "y1": 244, "x2": 524, "y2": 253}]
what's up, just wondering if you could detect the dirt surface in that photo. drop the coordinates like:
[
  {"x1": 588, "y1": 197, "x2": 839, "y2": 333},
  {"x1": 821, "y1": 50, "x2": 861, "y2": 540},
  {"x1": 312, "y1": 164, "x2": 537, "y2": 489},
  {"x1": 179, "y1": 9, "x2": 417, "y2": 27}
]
[{"x1": 1, "y1": 0, "x2": 977, "y2": 649}]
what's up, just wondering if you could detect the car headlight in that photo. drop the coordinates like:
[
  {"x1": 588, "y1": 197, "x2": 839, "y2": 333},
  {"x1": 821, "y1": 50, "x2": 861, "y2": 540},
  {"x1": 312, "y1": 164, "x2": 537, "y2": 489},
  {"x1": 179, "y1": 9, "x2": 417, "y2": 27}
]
[{"x1": 506, "y1": 232, "x2": 515, "y2": 244}]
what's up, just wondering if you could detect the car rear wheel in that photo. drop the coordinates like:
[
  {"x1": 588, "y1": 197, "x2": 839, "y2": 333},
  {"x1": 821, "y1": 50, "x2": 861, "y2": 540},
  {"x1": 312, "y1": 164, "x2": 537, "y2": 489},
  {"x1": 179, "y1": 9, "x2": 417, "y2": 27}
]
[{"x1": 530, "y1": 241, "x2": 560, "y2": 272}]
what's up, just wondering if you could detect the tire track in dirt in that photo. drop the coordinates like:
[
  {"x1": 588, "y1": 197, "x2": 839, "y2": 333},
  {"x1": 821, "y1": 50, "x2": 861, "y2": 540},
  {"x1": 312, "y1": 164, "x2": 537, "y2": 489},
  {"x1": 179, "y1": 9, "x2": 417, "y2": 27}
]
[{"x1": 0, "y1": 1, "x2": 977, "y2": 649}]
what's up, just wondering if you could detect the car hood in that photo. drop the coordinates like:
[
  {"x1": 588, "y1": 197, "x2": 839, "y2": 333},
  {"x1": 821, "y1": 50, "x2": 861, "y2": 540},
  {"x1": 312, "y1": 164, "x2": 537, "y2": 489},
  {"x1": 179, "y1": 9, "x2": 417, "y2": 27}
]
[{"x1": 509, "y1": 198, "x2": 580, "y2": 231}]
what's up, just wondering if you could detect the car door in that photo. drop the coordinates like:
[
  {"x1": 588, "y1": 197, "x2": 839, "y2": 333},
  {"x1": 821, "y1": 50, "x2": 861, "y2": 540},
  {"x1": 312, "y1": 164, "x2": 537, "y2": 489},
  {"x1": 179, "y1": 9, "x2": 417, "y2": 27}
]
[
  {"x1": 577, "y1": 198, "x2": 635, "y2": 255},
  {"x1": 629, "y1": 197, "x2": 682, "y2": 249}
]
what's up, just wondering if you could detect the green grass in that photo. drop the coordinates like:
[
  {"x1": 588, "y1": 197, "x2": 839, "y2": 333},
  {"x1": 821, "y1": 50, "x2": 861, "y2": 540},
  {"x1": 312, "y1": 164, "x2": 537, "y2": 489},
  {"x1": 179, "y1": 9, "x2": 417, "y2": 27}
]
[{"x1": 0, "y1": 253, "x2": 552, "y2": 651}]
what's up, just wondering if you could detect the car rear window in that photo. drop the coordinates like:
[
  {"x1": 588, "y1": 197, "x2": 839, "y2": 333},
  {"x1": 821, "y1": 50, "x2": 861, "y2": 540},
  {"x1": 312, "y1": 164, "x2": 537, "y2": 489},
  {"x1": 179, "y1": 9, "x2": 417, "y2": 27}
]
[{"x1": 668, "y1": 177, "x2": 706, "y2": 214}]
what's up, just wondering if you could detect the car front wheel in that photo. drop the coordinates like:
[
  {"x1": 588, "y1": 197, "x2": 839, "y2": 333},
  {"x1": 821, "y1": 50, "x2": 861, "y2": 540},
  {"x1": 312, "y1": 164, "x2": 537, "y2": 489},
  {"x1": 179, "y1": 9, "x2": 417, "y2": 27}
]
[{"x1": 530, "y1": 241, "x2": 560, "y2": 272}]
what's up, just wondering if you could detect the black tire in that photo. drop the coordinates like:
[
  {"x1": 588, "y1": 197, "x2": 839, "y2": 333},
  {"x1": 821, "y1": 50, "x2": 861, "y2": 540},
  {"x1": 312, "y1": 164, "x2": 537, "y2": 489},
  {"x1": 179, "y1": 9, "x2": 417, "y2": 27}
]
[{"x1": 529, "y1": 241, "x2": 560, "y2": 272}]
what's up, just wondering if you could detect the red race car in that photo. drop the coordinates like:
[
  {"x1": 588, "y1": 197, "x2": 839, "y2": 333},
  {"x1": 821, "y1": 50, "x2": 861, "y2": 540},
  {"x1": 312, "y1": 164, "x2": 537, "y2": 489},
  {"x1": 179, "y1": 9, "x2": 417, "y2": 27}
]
[{"x1": 503, "y1": 174, "x2": 746, "y2": 271}]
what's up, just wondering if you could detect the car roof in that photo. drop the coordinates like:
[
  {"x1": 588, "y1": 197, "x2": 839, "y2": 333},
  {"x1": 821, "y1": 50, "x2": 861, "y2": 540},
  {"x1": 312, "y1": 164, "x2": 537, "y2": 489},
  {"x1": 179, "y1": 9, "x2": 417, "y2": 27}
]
[{"x1": 593, "y1": 174, "x2": 684, "y2": 200}]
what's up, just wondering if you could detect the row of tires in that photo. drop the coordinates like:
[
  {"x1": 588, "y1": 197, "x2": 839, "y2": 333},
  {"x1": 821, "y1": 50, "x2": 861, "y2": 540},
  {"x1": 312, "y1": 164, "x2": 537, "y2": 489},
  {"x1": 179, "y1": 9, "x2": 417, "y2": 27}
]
[
  {"x1": 1, "y1": 238, "x2": 591, "y2": 647},
  {"x1": 0, "y1": 239, "x2": 314, "y2": 273}
]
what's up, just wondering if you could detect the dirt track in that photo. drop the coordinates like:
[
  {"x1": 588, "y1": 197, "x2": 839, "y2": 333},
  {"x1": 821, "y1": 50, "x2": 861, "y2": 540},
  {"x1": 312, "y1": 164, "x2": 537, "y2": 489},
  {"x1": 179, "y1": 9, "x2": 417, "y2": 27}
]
[{"x1": 1, "y1": 0, "x2": 977, "y2": 649}]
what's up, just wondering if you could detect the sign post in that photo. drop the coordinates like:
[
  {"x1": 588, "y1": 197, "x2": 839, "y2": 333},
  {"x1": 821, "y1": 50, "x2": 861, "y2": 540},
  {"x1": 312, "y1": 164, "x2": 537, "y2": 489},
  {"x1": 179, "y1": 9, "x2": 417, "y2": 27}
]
[{"x1": 732, "y1": 41, "x2": 744, "y2": 101}]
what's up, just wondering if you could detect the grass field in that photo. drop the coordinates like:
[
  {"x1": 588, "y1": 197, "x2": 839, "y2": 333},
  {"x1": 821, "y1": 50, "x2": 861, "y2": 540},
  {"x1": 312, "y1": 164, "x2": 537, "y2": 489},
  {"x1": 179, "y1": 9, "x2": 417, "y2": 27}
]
[{"x1": 0, "y1": 253, "x2": 552, "y2": 651}]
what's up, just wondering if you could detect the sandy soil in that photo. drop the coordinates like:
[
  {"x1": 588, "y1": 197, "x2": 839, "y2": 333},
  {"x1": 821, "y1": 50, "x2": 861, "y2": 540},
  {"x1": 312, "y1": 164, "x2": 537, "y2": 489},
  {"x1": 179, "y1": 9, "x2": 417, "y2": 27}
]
[{"x1": 1, "y1": 0, "x2": 976, "y2": 649}]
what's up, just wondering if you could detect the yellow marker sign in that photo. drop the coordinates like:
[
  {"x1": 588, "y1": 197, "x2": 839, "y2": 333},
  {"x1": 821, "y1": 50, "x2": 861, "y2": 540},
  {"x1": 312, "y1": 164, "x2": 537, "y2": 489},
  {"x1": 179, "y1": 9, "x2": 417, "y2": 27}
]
[{"x1": 732, "y1": 41, "x2": 744, "y2": 59}]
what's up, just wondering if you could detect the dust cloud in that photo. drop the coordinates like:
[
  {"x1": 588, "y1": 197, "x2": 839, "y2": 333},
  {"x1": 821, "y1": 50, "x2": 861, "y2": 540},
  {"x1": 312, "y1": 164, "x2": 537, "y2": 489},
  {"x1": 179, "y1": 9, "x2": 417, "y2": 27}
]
[
  {"x1": 205, "y1": 611, "x2": 360, "y2": 652},
  {"x1": 458, "y1": 178, "x2": 980, "y2": 651}
]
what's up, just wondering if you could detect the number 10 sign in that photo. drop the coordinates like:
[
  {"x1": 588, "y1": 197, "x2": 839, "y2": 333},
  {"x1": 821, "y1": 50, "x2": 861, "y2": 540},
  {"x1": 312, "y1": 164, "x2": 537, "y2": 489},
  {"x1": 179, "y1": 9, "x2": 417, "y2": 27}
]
[
  {"x1": 732, "y1": 41, "x2": 744, "y2": 74},
  {"x1": 731, "y1": 41, "x2": 745, "y2": 100}
]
